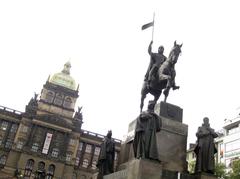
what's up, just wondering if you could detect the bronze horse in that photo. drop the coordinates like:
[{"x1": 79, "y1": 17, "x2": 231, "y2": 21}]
[{"x1": 140, "y1": 41, "x2": 182, "y2": 112}]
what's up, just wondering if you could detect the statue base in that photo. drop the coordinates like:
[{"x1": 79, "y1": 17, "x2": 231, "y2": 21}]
[
  {"x1": 119, "y1": 102, "x2": 188, "y2": 172},
  {"x1": 195, "y1": 173, "x2": 218, "y2": 179},
  {"x1": 104, "y1": 159, "x2": 162, "y2": 179}
]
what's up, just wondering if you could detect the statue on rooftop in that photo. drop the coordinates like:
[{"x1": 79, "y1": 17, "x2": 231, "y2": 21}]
[
  {"x1": 194, "y1": 117, "x2": 218, "y2": 174},
  {"x1": 97, "y1": 130, "x2": 115, "y2": 178}
]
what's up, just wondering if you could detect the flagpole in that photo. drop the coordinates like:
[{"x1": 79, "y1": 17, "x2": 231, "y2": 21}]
[{"x1": 151, "y1": 12, "x2": 155, "y2": 42}]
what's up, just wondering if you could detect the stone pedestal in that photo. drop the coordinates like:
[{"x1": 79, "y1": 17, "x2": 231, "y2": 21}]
[
  {"x1": 195, "y1": 173, "x2": 218, "y2": 179},
  {"x1": 118, "y1": 102, "x2": 188, "y2": 172},
  {"x1": 104, "y1": 159, "x2": 162, "y2": 179}
]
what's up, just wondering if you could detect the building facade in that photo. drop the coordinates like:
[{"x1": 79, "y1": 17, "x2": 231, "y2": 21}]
[
  {"x1": 0, "y1": 62, "x2": 121, "y2": 179},
  {"x1": 215, "y1": 115, "x2": 240, "y2": 171}
]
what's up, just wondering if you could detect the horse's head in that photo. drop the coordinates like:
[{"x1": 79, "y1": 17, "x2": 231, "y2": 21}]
[{"x1": 168, "y1": 41, "x2": 182, "y2": 65}]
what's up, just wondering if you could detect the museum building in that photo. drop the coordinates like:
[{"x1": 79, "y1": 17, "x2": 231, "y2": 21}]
[{"x1": 0, "y1": 62, "x2": 121, "y2": 179}]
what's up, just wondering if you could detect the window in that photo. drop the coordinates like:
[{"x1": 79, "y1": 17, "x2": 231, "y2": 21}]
[
  {"x1": 80, "y1": 175, "x2": 87, "y2": 179},
  {"x1": 51, "y1": 148, "x2": 59, "y2": 158},
  {"x1": 1, "y1": 121, "x2": 8, "y2": 130},
  {"x1": 82, "y1": 159, "x2": 89, "y2": 168},
  {"x1": 78, "y1": 142, "x2": 83, "y2": 151},
  {"x1": 115, "y1": 152, "x2": 118, "y2": 160},
  {"x1": 54, "y1": 94, "x2": 63, "y2": 106},
  {"x1": 46, "y1": 164, "x2": 55, "y2": 179},
  {"x1": 5, "y1": 139, "x2": 13, "y2": 149},
  {"x1": 94, "y1": 147, "x2": 100, "y2": 156},
  {"x1": 0, "y1": 155, "x2": 6, "y2": 167},
  {"x1": 24, "y1": 159, "x2": 34, "y2": 177},
  {"x1": 38, "y1": 161, "x2": 45, "y2": 171},
  {"x1": 69, "y1": 139, "x2": 76, "y2": 145},
  {"x1": 31, "y1": 143, "x2": 39, "y2": 152},
  {"x1": 91, "y1": 160, "x2": 97, "y2": 170},
  {"x1": 46, "y1": 91, "x2": 54, "y2": 103},
  {"x1": 35, "y1": 161, "x2": 45, "y2": 179},
  {"x1": 10, "y1": 124, "x2": 18, "y2": 133},
  {"x1": 22, "y1": 126, "x2": 28, "y2": 133},
  {"x1": 85, "y1": 144, "x2": 92, "y2": 153},
  {"x1": 16, "y1": 141, "x2": 24, "y2": 149},
  {"x1": 72, "y1": 173, "x2": 77, "y2": 179},
  {"x1": 225, "y1": 140, "x2": 240, "y2": 152},
  {"x1": 63, "y1": 97, "x2": 72, "y2": 108},
  {"x1": 66, "y1": 153, "x2": 72, "y2": 161},
  {"x1": 75, "y1": 157, "x2": 80, "y2": 166},
  {"x1": 192, "y1": 152, "x2": 195, "y2": 159}
]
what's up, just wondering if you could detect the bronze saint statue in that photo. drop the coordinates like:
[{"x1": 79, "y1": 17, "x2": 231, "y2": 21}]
[
  {"x1": 144, "y1": 41, "x2": 167, "y2": 86},
  {"x1": 97, "y1": 130, "x2": 115, "y2": 179},
  {"x1": 194, "y1": 117, "x2": 218, "y2": 174},
  {"x1": 140, "y1": 41, "x2": 182, "y2": 112},
  {"x1": 133, "y1": 100, "x2": 161, "y2": 160}
]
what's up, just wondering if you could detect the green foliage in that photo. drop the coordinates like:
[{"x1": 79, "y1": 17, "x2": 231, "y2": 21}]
[
  {"x1": 188, "y1": 160, "x2": 195, "y2": 174},
  {"x1": 215, "y1": 163, "x2": 228, "y2": 178},
  {"x1": 228, "y1": 159, "x2": 240, "y2": 179}
]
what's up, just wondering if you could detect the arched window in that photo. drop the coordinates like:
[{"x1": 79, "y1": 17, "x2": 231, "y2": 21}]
[
  {"x1": 35, "y1": 161, "x2": 45, "y2": 178},
  {"x1": 46, "y1": 164, "x2": 55, "y2": 179},
  {"x1": 72, "y1": 172, "x2": 77, "y2": 179},
  {"x1": 80, "y1": 175, "x2": 86, "y2": 179},
  {"x1": 63, "y1": 97, "x2": 72, "y2": 108},
  {"x1": 24, "y1": 159, "x2": 34, "y2": 177},
  {"x1": 46, "y1": 91, "x2": 54, "y2": 103},
  {"x1": 0, "y1": 155, "x2": 6, "y2": 168},
  {"x1": 51, "y1": 148, "x2": 59, "y2": 158},
  {"x1": 54, "y1": 94, "x2": 63, "y2": 106},
  {"x1": 38, "y1": 161, "x2": 45, "y2": 171}
]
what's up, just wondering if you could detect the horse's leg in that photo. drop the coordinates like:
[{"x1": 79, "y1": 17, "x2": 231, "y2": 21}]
[
  {"x1": 153, "y1": 90, "x2": 161, "y2": 108},
  {"x1": 163, "y1": 87, "x2": 170, "y2": 102},
  {"x1": 140, "y1": 83, "x2": 148, "y2": 112}
]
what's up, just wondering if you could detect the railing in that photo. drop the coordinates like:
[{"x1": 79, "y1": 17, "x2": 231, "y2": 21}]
[
  {"x1": 0, "y1": 105, "x2": 22, "y2": 115},
  {"x1": 81, "y1": 129, "x2": 122, "y2": 143}
]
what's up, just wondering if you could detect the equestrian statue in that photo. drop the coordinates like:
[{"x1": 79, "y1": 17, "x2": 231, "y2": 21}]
[{"x1": 140, "y1": 40, "x2": 182, "y2": 112}]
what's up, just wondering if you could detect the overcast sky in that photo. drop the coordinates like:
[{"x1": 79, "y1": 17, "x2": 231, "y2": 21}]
[{"x1": 0, "y1": 0, "x2": 240, "y2": 145}]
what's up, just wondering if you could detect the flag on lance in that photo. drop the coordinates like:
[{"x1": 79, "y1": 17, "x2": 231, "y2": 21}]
[{"x1": 141, "y1": 21, "x2": 154, "y2": 30}]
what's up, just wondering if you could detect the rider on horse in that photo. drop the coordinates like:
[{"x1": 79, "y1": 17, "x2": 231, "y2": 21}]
[{"x1": 144, "y1": 41, "x2": 167, "y2": 88}]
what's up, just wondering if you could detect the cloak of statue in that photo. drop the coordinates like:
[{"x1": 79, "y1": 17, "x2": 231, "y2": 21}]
[
  {"x1": 194, "y1": 117, "x2": 218, "y2": 174},
  {"x1": 97, "y1": 131, "x2": 115, "y2": 178},
  {"x1": 133, "y1": 102, "x2": 161, "y2": 160}
]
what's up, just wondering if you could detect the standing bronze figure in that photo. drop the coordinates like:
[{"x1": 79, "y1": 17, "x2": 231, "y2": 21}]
[
  {"x1": 194, "y1": 117, "x2": 218, "y2": 174},
  {"x1": 133, "y1": 100, "x2": 161, "y2": 160},
  {"x1": 97, "y1": 130, "x2": 115, "y2": 178},
  {"x1": 140, "y1": 41, "x2": 182, "y2": 112}
]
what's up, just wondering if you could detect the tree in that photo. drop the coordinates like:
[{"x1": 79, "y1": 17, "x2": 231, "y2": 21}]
[
  {"x1": 215, "y1": 163, "x2": 228, "y2": 179},
  {"x1": 228, "y1": 159, "x2": 240, "y2": 179},
  {"x1": 188, "y1": 160, "x2": 196, "y2": 174}
]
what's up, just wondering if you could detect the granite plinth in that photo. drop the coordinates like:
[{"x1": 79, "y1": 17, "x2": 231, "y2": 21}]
[
  {"x1": 104, "y1": 159, "x2": 162, "y2": 179},
  {"x1": 195, "y1": 173, "x2": 217, "y2": 179},
  {"x1": 118, "y1": 102, "x2": 188, "y2": 172}
]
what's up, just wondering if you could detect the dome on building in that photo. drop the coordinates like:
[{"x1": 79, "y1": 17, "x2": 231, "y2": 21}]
[{"x1": 49, "y1": 62, "x2": 77, "y2": 90}]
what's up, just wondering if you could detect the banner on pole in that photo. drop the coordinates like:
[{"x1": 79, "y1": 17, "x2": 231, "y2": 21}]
[{"x1": 141, "y1": 21, "x2": 154, "y2": 30}]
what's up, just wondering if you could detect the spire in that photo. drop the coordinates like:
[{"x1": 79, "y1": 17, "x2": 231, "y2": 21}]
[{"x1": 62, "y1": 61, "x2": 71, "y2": 75}]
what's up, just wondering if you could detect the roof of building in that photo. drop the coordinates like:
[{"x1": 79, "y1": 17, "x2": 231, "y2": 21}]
[{"x1": 49, "y1": 61, "x2": 77, "y2": 90}]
